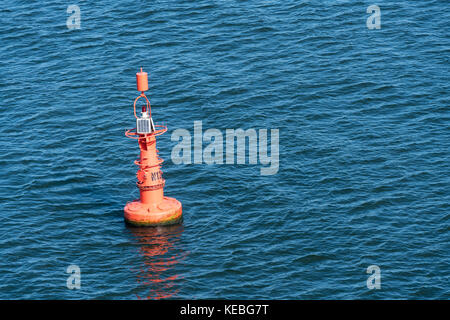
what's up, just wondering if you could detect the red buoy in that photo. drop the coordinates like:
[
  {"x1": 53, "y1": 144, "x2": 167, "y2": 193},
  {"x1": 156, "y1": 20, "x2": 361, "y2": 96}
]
[{"x1": 124, "y1": 68, "x2": 182, "y2": 227}]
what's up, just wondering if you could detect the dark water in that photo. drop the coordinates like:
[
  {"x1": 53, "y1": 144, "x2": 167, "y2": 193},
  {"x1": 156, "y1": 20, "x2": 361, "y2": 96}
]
[{"x1": 0, "y1": 0, "x2": 449, "y2": 299}]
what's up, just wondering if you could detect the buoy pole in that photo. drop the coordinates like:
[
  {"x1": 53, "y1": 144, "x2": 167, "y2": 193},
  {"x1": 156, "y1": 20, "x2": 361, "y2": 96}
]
[{"x1": 124, "y1": 68, "x2": 182, "y2": 227}]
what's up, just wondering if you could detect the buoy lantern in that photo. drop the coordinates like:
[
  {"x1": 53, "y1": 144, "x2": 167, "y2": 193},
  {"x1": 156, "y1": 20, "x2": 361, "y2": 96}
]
[{"x1": 124, "y1": 68, "x2": 182, "y2": 227}]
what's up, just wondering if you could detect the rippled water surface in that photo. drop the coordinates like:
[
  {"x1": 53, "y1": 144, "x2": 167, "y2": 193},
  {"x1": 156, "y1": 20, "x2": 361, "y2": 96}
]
[{"x1": 0, "y1": 1, "x2": 449, "y2": 299}]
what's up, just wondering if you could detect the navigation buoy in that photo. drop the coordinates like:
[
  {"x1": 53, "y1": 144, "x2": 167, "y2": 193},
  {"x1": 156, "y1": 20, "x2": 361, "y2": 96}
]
[{"x1": 124, "y1": 68, "x2": 182, "y2": 227}]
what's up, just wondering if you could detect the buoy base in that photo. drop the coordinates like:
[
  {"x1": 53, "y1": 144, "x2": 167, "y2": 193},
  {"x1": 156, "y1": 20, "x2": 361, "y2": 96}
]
[{"x1": 124, "y1": 197, "x2": 182, "y2": 227}]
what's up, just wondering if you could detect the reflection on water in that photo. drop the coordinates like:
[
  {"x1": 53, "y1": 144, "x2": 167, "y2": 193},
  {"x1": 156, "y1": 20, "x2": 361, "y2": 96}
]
[{"x1": 127, "y1": 224, "x2": 187, "y2": 300}]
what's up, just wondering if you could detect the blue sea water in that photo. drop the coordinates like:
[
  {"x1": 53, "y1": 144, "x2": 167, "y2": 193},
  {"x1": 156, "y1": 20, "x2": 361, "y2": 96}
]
[{"x1": 0, "y1": 0, "x2": 448, "y2": 299}]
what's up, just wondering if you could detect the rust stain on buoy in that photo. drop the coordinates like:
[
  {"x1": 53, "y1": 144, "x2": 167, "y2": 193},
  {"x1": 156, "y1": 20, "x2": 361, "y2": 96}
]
[{"x1": 124, "y1": 68, "x2": 182, "y2": 227}]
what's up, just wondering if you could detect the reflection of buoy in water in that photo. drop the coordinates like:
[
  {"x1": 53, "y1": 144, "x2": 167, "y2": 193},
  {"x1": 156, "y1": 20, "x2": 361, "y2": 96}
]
[
  {"x1": 124, "y1": 68, "x2": 182, "y2": 227},
  {"x1": 127, "y1": 224, "x2": 186, "y2": 300}
]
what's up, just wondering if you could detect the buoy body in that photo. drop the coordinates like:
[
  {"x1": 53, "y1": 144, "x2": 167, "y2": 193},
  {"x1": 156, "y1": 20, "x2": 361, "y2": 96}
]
[{"x1": 124, "y1": 68, "x2": 182, "y2": 227}]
